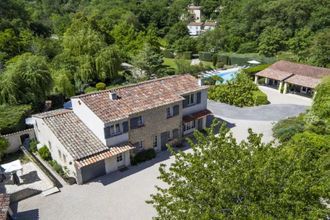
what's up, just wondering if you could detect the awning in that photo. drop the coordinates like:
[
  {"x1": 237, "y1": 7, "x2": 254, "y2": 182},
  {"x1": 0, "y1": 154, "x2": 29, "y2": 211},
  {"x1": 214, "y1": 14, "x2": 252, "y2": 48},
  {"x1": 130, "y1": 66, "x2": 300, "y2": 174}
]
[
  {"x1": 183, "y1": 109, "x2": 212, "y2": 123},
  {"x1": 75, "y1": 143, "x2": 134, "y2": 168}
]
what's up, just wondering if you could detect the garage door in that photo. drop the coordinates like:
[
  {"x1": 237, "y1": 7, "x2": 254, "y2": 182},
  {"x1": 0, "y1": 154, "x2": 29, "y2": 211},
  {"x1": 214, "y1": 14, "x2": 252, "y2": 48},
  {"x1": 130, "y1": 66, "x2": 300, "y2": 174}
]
[{"x1": 80, "y1": 160, "x2": 106, "y2": 183}]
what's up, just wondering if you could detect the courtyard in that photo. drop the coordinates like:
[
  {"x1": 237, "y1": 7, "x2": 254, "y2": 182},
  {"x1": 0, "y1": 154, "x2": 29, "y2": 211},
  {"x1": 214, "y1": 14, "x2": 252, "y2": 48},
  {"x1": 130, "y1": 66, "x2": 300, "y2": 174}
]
[{"x1": 12, "y1": 86, "x2": 311, "y2": 220}]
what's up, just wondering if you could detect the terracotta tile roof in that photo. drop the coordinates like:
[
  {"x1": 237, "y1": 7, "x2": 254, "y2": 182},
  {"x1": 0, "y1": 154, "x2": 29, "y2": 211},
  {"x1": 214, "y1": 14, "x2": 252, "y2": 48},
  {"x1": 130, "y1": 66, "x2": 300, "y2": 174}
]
[
  {"x1": 188, "y1": 22, "x2": 204, "y2": 26},
  {"x1": 204, "y1": 22, "x2": 216, "y2": 26},
  {"x1": 33, "y1": 109, "x2": 71, "y2": 119},
  {"x1": 183, "y1": 109, "x2": 212, "y2": 123},
  {"x1": 269, "y1": 60, "x2": 330, "y2": 78},
  {"x1": 0, "y1": 194, "x2": 10, "y2": 220},
  {"x1": 75, "y1": 143, "x2": 134, "y2": 168},
  {"x1": 256, "y1": 68, "x2": 293, "y2": 81},
  {"x1": 284, "y1": 75, "x2": 321, "y2": 89},
  {"x1": 75, "y1": 74, "x2": 208, "y2": 123},
  {"x1": 41, "y1": 110, "x2": 108, "y2": 160}
]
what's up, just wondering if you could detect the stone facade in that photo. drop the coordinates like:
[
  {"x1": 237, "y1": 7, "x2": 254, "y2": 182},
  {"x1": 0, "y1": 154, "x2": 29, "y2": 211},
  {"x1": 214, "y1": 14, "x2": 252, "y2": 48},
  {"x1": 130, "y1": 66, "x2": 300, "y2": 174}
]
[{"x1": 129, "y1": 101, "x2": 182, "y2": 152}]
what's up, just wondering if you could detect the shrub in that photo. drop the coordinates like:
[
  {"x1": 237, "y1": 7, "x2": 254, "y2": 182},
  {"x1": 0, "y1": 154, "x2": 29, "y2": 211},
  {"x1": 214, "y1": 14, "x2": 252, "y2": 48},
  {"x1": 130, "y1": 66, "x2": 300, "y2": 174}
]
[
  {"x1": 203, "y1": 75, "x2": 224, "y2": 85},
  {"x1": 131, "y1": 149, "x2": 156, "y2": 165},
  {"x1": 0, "y1": 105, "x2": 32, "y2": 135},
  {"x1": 253, "y1": 90, "x2": 269, "y2": 105},
  {"x1": 199, "y1": 52, "x2": 213, "y2": 62},
  {"x1": 162, "y1": 49, "x2": 175, "y2": 58},
  {"x1": 84, "y1": 86, "x2": 97, "y2": 93},
  {"x1": 217, "y1": 55, "x2": 229, "y2": 65},
  {"x1": 95, "y1": 82, "x2": 106, "y2": 90},
  {"x1": 49, "y1": 160, "x2": 65, "y2": 176},
  {"x1": 38, "y1": 145, "x2": 52, "y2": 161},
  {"x1": 0, "y1": 137, "x2": 9, "y2": 160},
  {"x1": 176, "y1": 51, "x2": 192, "y2": 60},
  {"x1": 273, "y1": 114, "x2": 305, "y2": 143},
  {"x1": 29, "y1": 139, "x2": 38, "y2": 153},
  {"x1": 243, "y1": 64, "x2": 271, "y2": 76}
]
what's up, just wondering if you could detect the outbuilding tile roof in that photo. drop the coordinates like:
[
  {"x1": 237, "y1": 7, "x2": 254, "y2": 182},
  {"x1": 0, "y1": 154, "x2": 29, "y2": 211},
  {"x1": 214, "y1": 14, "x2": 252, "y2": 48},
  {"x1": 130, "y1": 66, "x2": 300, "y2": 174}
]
[
  {"x1": 75, "y1": 143, "x2": 134, "y2": 168},
  {"x1": 256, "y1": 60, "x2": 330, "y2": 88},
  {"x1": 75, "y1": 74, "x2": 208, "y2": 123},
  {"x1": 0, "y1": 194, "x2": 10, "y2": 220},
  {"x1": 41, "y1": 110, "x2": 108, "y2": 160}
]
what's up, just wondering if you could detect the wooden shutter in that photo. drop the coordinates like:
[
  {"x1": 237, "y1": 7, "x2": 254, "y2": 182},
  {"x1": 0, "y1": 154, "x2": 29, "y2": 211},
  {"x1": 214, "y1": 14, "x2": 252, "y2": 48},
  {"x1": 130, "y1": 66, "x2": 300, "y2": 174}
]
[
  {"x1": 173, "y1": 105, "x2": 179, "y2": 116},
  {"x1": 104, "y1": 127, "x2": 111, "y2": 139},
  {"x1": 130, "y1": 117, "x2": 139, "y2": 129},
  {"x1": 182, "y1": 96, "x2": 189, "y2": 108},
  {"x1": 122, "y1": 121, "x2": 128, "y2": 133},
  {"x1": 197, "y1": 91, "x2": 201, "y2": 104}
]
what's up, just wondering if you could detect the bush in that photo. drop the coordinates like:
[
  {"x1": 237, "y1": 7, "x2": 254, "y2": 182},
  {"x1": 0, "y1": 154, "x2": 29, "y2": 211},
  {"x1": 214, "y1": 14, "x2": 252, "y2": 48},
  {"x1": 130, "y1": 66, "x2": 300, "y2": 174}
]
[
  {"x1": 199, "y1": 52, "x2": 213, "y2": 62},
  {"x1": 95, "y1": 82, "x2": 106, "y2": 90},
  {"x1": 0, "y1": 105, "x2": 32, "y2": 135},
  {"x1": 273, "y1": 114, "x2": 305, "y2": 143},
  {"x1": 243, "y1": 64, "x2": 271, "y2": 76},
  {"x1": 0, "y1": 137, "x2": 9, "y2": 160},
  {"x1": 253, "y1": 90, "x2": 269, "y2": 105},
  {"x1": 38, "y1": 145, "x2": 52, "y2": 161},
  {"x1": 29, "y1": 139, "x2": 38, "y2": 153},
  {"x1": 203, "y1": 75, "x2": 224, "y2": 85},
  {"x1": 176, "y1": 51, "x2": 192, "y2": 60},
  {"x1": 84, "y1": 86, "x2": 97, "y2": 94},
  {"x1": 162, "y1": 49, "x2": 175, "y2": 58},
  {"x1": 217, "y1": 55, "x2": 229, "y2": 65},
  {"x1": 131, "y1": 149, "x2": 156, "y2": 165},
  {"x1": 49, "y1": 160, "x2": 65, "y2": 176}
]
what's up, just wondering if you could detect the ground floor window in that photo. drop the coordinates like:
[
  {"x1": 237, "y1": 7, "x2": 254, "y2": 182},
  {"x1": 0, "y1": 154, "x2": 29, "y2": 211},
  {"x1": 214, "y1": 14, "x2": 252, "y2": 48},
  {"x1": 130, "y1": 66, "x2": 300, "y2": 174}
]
[
  {"x1": 172, "y1": 129, "x2": 179, "y2": 139},
  {"x1": 153, "y1": 135, "x2": 158, "y2": 148},
  {"x1": 117, "y1": 153, "x2": 123, "y2": 162},
  {"x1": 183, "y1": 120, "x2": 195, "y2": 131}
]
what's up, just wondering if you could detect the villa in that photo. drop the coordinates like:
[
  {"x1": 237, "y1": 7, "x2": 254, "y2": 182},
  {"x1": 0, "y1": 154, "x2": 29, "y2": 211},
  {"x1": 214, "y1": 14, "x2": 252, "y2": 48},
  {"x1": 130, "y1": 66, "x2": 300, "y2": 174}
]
[
  {"x1": 32, "y1": 75, "x2": 212, "y2": 184},
  {"x1": 186, "y1": 4, "x2": 216, "y2": 36},
  {"x1": 255, "y1": 60, "x2": 330, "y2": 97}
]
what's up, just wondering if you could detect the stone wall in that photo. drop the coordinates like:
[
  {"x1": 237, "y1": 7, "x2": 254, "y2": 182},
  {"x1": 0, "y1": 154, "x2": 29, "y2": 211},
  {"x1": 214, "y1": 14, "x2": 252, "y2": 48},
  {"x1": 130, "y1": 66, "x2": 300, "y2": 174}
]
[
  {"x1": 129, "y1": 101, "x2": 182, "y2": 152},
  {"x1": 1, "y1": 129, "x2": 35, "y2": 153}
]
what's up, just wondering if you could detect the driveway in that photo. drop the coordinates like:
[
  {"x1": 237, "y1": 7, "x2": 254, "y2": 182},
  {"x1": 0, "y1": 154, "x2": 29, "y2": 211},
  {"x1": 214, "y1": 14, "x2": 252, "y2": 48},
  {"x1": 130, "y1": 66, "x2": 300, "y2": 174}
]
[{"x1": 12, "y1": 86, "x2": 311, "y2": 220}]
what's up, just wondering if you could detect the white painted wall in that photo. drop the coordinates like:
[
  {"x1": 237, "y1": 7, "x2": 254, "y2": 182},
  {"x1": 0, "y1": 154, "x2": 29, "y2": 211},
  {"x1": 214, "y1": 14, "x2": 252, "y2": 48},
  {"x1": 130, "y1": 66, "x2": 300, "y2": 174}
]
[
  {"x1": 188, "y1": 25, "x2": 202, "y2": 36},
  {"x1": 182, "y1": 89, "x2": 208, "y2": 116},
  {"x1": 72, "y1": 98, "x2": 106, "y2": 145},
  {"x1": 104, "y1": 151, "x2": 130, "y2": 174},
  {"x1": 33, "y1": 118, "x2": 77, "y2": 177},
  {"x1": 105, "y1": 119, "x2": 129, "y2": 147},
  {"x1": 2, "y1": 129, "x2": 35, "y2": 153}
]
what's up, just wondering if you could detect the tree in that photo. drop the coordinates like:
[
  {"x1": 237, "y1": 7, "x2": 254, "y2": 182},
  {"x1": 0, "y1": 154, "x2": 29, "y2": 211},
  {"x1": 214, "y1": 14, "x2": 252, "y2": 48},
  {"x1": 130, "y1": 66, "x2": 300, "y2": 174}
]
[
  {"x1": 258, "y1": 27, "x2": 286, "y2": 56},
  {"x1": 0, "y1": 137, "x2": 9, "y2": 160},
  {"x1": 165, "y1": 22, "x2": 189, "y2": 45},
  {"x1": 95, "y1": 46, "x2": 122, "y2": 81},
  {"x1": 52, "y1": 69, "x2": 75, "y2": 98},
  {"x1": 133, "y1": 43, "x2": 164, "y2": 78},
  {"x1": 308, "y1": 29, "x2": 330, "y2": 67},
  {"x1": 0, "y1": 53, "x2": 52, "y2": 106},
  {"x1": 148, "y1": 124, "x2": 330, "y2": 219}
]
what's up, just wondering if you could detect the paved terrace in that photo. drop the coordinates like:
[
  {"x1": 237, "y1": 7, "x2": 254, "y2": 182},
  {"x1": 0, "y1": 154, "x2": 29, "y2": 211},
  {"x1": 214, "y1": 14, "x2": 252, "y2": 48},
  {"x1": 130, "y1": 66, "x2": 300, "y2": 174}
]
[{"x1": 12, "y1": 86, "x2": 312, "y2": 220}]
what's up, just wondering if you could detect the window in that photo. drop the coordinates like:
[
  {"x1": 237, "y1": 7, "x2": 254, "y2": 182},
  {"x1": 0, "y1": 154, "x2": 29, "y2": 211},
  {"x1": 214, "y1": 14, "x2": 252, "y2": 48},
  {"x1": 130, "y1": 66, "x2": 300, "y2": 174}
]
[
  {"x1": 133, "y1": 141, "x2": 144, "y2": 149},
  {"x1": 122, "y1": 121, "x2": 129, "y2": 133},
  {"x1": 183, "y1": 121, "x2": 196, "y2": 131},
  {"x1": 190, "y1": 93, "x2": 194, "y2": 104},
  {"x1": 105, "y1": 123, "x2": 122, "y2": 138},
  {"x1": 153, "y1": 135, "x2": 158, "y2": 148},
  {"x1": 117, "y1": 153, "x2": 123, "y2": 162},
  {"x1": 166, "y1": 107, "x2": 171, "y2": 118},
  {"x1": 130, "y1": 116, "x2": 144, "y2": 129},
  {"x1": 183, "y1": 93, "x2": 197, "y2": 108},
  {"x1": 172, "y1": 129, "x2": 179, "y2": 139},
  {"x1": 173, "y1": 105, "x2": 179, "y2": 116}
]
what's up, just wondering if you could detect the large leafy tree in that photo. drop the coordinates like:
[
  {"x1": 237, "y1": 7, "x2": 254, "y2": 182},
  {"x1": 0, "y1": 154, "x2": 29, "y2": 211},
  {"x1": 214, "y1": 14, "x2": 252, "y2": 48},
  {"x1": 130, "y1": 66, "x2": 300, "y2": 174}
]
[
  {"x1": 148, "y1": 124, "x2": 330, "y2": 219},
  {"x1": 0, "y1": 53, "x2": 52, "y2": 106}
]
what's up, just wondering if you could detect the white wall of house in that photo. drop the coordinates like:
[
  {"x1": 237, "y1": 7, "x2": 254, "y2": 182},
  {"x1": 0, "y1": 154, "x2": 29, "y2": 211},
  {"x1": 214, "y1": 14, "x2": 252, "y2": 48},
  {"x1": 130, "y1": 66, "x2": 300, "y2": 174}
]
[
  {"x1": 182, "y1": 89, "x2": 208, "y2": 116},
  {"x1": 188, "y1": 25, "x2": 202, "y2": 36},
  {"x1": 104, "y1": 151, "x2": 130, "y2": 174},
  {"x1": 71, "y1": 98, "x2": 106, "y2": 145},
  {"x1": 2, "y1": 129, "x2": 35, "y2": 153},
  {"x1": 33, "y1": 118, "x2": 77, "y2": 177},
  {"x1": 105, "y1": 119, "x2": 129, "y2": 147}
]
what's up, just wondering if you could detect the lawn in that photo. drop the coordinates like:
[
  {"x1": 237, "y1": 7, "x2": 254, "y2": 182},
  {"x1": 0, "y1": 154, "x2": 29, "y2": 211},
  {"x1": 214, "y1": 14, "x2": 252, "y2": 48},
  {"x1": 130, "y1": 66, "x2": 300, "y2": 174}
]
[{"x1": 163, "y1": 58, "x2": 178, "y2": 70}]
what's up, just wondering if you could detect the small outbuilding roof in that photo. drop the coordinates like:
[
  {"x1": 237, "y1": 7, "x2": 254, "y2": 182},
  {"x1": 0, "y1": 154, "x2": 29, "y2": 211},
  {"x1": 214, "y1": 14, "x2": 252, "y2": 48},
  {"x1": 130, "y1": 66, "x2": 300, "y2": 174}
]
[
  {"x1": 284, "y1": 75, "x2": 321, "y2": 89},
  {"x1": 256, "y1": 68, "x2": 293, "y2": 81}
]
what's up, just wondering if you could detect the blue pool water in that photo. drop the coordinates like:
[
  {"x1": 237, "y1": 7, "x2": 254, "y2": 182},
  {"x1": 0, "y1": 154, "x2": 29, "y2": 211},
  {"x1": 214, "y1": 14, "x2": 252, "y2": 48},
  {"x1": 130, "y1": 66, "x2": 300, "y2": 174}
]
[{"x1": 204, "y1": 67, "x2": 241, "y2": 83}]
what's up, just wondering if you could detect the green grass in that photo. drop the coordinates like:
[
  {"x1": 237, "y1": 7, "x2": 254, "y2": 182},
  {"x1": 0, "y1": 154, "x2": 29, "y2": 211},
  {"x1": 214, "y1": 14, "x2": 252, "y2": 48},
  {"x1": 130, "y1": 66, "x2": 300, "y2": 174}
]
[{"x1": 163, "y1": 58, "x2": 178, "y2": 70}]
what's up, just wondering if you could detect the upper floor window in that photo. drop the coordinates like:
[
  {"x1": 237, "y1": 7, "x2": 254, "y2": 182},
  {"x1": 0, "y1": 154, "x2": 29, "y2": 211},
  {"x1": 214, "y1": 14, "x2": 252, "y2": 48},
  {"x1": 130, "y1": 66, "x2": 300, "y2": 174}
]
[
  {"x1": 130, "y1": 116, "x2": 144, "y2": 129},
  {"x1": 183, "y1": 92, "x2": 201, "y2": 108},
  {"x1": 166, "y1": 107, "x2": 171, "y2": 118},
  {"x1": 166, "y1": 105, "x2": 180, "y2": 119},
  {"x1": 110, "y1": 123, "x2": 121, "y2": 136},
  {"x1": 104, "y1": 121, "x2": 128, "y2": 139}
]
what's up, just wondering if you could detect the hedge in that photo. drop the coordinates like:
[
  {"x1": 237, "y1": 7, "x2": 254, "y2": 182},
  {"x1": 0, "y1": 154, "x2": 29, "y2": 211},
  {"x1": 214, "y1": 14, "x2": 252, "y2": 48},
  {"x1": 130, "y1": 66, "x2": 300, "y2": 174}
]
[
  {"x1": 176, "y1": 51, "x2": 192, "y2": 60},
  {"x1": 0, "y1": 105, "x2": 32, "y2": 135},
  {"x1": 131, "y1": 148, "x2": 156, "y2": 165},
  {"x1": 253, "y1": 90, "x2": 269, "y2": 105},
  {"x1": 215, "y1": 52, "x2": 276, "y2": 66},
  {"x1": 199, "y1": 52, "x2": 213, "y2": 62},
  {"x1": 243, "y1": 64, "x2": 271, "y2": 76},
  {"x1": 96, "y1": 82, "x2": 106, "y2": 90}
]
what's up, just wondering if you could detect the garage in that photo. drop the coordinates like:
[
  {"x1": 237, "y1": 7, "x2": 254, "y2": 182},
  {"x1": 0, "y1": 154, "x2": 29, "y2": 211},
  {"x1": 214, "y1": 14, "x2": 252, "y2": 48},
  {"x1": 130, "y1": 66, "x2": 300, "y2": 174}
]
[{"x1": 80, "y1": 160, "x2": 106, "y2": 183}]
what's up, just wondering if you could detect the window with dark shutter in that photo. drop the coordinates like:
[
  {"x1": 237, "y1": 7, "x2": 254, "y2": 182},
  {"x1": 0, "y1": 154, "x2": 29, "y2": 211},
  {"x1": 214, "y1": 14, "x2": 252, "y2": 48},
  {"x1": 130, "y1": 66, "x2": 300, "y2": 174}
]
[
  {"x1": 173, "y1": 105, "x2": 179, "y2": 116},
  {"x1": 197, "y1": 91, "x2": 201, "y2": 104},
  {"x1": 172, "y1": 128, "x2": 179, "y2": 139},
  {"x1": 104, "y1": 127, "x2": 111, "y2": 139},
  {"x1": 130, "y1": 116, "x2": 143, "y2": 129},
  {"x1": 122, "y1": 121, "x2": 128, "y2": 133}
]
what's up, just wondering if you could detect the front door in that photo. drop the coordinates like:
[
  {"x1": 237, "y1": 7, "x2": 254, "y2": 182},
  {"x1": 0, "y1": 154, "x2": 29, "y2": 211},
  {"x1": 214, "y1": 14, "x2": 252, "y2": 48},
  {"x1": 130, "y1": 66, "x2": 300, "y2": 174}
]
[
  {"x1": 160, "y1": 131, "x2": 170, "y2": 151},
  {"x1": 198, "y1": 118, "x2": 203, "y2": 130},
  {"x1": 117, "y1": 153, "x2": 125, "y2": 168}
]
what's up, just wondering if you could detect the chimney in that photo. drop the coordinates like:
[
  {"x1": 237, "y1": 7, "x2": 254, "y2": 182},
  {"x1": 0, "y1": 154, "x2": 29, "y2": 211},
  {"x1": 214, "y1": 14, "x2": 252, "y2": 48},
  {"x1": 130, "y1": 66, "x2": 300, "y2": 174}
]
[{"x1": 109, "y1": 92, "x2": 118, "y2": 100}]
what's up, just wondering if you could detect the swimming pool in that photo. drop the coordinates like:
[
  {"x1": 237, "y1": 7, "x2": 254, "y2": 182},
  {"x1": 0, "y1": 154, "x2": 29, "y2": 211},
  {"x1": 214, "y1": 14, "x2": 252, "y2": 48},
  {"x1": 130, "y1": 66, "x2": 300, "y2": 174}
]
[{"x1": 202, "y1": 67, "x2": 241, "y2": 83}]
